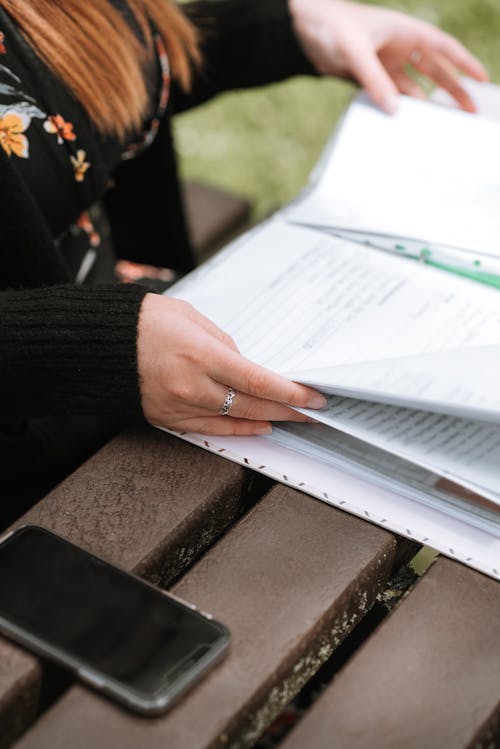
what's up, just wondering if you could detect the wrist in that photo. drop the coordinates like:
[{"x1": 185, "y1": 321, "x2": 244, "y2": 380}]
[
  {"x1": 287, "y1": 0, "x2": 338, "y2": 76},
  {"x1": 288, "y1": 0, "x2": 309, "y2": 37}
]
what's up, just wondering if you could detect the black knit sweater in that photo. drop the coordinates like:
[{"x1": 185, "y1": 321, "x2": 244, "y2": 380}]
[{"x1": 0, "y1": 0, "x2": 315, "y2": 426}]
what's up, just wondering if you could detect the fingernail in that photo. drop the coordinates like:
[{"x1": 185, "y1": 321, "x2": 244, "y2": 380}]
[
  {"x1": 307, "y1": 395, "x2": 327, "y2": 409},
  {"x1": 383, "y1": 94, "x2": 399, "y2": 114},
  {"x1": 255, "y1": 425, "x2": 272, "y2": 435}
]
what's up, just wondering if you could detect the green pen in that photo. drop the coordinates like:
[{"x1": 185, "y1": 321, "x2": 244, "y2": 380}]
[{"x1": 391, "y1": 243, "x2": 500, "y2": 290}]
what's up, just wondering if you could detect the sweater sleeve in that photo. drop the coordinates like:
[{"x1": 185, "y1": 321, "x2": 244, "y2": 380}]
[
  {"x1": 171, "y1": 0, "x2": 317, "y2": 112},
  {"x1": 0, "y1": 283, "x2": 149, "y2": 421}
]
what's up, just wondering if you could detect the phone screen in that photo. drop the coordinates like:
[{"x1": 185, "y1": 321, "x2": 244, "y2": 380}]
[{"x1": 0, "y1": 526, "x2": 229, "y2": 709}]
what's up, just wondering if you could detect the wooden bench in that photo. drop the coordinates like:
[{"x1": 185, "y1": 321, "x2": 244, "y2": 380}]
[
  {"x1": 0, "y1": 182, "x2": 499, "y2": 749},
  {"x1": 280, "y1": 557, "x2": 500, "y2": 749},
  {"x1": 182, "y1": 179, "x2": 252, "y2": 262},
  {"x1": 0, "y1": 426, "x2": 413, "y2": 749},
  {"x1": 2, "y1": 426, "x2": 499, "y2": 749}
]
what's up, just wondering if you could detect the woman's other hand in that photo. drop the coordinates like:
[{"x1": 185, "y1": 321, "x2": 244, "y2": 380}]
[
  {"x1": 137, "y1": 293, "x2": 326, "y2": 435},
  {"x1": 289, "y1": 0, "x2": 489, "y2": 113}
]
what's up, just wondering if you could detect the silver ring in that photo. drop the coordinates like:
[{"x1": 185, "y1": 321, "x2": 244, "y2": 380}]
[
  {"x1": 219, "y1": 387, "x2": 235, "y2": 416},
  {"x1": 410, "y1": 50, "x2": 422, "y2": 66}
]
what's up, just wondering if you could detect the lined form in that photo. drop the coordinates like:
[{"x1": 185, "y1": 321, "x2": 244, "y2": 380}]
[
  {"x1": 164, "y1": 80, "x2": 500, "y2": 581},
  {"x1": 175, "y1": 220, "x2": 500, "y2": 419},
  {"x1": 170, "y1": 219, "x2": 500, "y2": 502}
]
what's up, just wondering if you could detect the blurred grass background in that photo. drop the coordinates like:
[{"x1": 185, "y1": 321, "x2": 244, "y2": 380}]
[{"x1": 174, "y1": 0, "x2": 500, "y2": 221}]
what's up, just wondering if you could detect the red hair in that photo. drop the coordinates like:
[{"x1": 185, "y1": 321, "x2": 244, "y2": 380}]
[{"x1": 0, "y1": 0, "x2": 200, "y2": 140}]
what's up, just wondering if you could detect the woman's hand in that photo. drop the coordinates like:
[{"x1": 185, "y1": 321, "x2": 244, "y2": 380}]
[
  {"x1": 289, "y1": 0, "x2": 489, "y2": 113},
  {"x1": 137, "y1": 293, "x2": 326, "y2": 435}
]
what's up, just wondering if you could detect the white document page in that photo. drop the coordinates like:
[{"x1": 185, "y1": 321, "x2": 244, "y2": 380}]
[
  {"x1": 172, "y1": 220, "x2": 500, "y2": 420},
  {"x1": 270, "y1": 423, "x2": 500, "y2": 537},
  {"x1": 431, "y1": 77, "x2": 500, "y2": 122},
  {"x1": 165, "y1": 219, "x2": 500, "y2": 580},
  {"x1": 286, "y1": 92, "x2": 500, "y2": 258},
  {"x1": 302, "y1": 395, "x2": 500, "y2": 501},
  {"x1": 164, "y1": 428, "x2": 500, "y2": 582},
  {"x1": 169, "y1": 219, "x2": 500, "y2": 498}
]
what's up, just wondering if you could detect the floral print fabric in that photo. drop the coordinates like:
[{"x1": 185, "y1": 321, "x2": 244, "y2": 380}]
[
  {"x1": 0, "y1": 39, "x2": 91, "y2": 182},
  {"x1": 0, "y1": 17, "x2": 169, "y2": 283}
]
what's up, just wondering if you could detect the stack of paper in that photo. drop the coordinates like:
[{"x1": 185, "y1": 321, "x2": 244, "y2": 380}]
[
  {"x1": 287, "y1": 86, "x2": 500, "y2": 261},
  {"x1": 163, "y1": 80, "x2": 500, "y2": 581}
]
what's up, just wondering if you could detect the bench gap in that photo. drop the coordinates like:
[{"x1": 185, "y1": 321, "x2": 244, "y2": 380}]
[
  {"x1": 218, "y1": 536, "x2": 421, "y2": 749},
  {"x1": 251, "y1": 543, "x2": 431, "y2": 749}
]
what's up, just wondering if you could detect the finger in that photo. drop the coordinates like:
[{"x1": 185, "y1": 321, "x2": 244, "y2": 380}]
[
  {"x1": 172, "y1": 376, "x2": 320, "y2": 422},
  {"x1": 391, "y1": 69, "x2": 427, "y2": 99},
  {"x1": 163, "y1": 368, "x2": 320, "y2": 423},
  {"x1": 415, "y1": 51, "x2": 478, "y2": 112},
  {"x1": 430, "y1": 32, "x2": 489, "y2": 82},
  {"x1": 400, "y1": 20, "x2": 489, "y2": 82},
  {"x1": 208, "y1": 345, "x2": 327, "y2": 410},
  {"x1": 214, "y1": 384, "x2": 319, "y2": 422},
  {"x1": 172, "y1": 416, "x2": 274, "y2": 437},
  {"x1": 342, "y1": 38, "x2": 401, "y2": 113},
  {"x1": 229, "y1": 393, "x2": 316, "y2": 422}
]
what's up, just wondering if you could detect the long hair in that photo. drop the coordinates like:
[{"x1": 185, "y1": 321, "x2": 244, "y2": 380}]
[{"x1": 0, "y1": 0, "x2": 200, "y2": 140}]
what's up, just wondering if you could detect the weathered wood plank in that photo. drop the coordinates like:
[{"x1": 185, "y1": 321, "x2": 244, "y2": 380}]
[
  {"x1": 281, "y1": 557, "x2": 500, "y2": 749},
  {"x1": 0, "y1": 645, "x2": 41, "y2": 749},
  {"x1": 13, "y1": 485, "x2": 405, "y2": 749},
  {"x1": 0, "y1": 426, "x2": 254, "y2": 748}
]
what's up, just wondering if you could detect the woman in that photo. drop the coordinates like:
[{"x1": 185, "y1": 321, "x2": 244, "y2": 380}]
[{"x1": 0, "y1": 0, "x2": 487, "y2": 522}]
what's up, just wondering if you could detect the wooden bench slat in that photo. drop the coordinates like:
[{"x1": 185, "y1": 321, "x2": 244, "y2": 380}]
[
  {"x1": 280, "y1": 557, "x2": 500, "y2": 749},
  {"x1": 0, "y1": 645, "x2": 41, "y2": 749},
  {"x1": 182, "y1": 180, "x2": 251, "y2": 261},
  {"x1": 0, "y1": 426, "x2": 253, "y2": 748},
  {"x1": 0, "y1": 180, "x2": 244, "y2": 747},
  {"x1": 13, "y1": 484, "x2": 407, "y2": 749}
]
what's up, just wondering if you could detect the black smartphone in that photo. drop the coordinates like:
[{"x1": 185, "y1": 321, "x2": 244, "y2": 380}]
[{"x1": 0, "y1": 525, "x2": 230, "y2": 715}]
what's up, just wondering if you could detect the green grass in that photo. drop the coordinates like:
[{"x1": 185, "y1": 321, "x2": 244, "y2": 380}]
[{"x1": 173, "y1": 0, "x2": 500, "y2": 221}]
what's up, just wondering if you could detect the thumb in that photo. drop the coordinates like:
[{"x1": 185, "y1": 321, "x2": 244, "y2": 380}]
[{"x1": 345, "y1": 40, "x2": 400, "y2": 113}]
